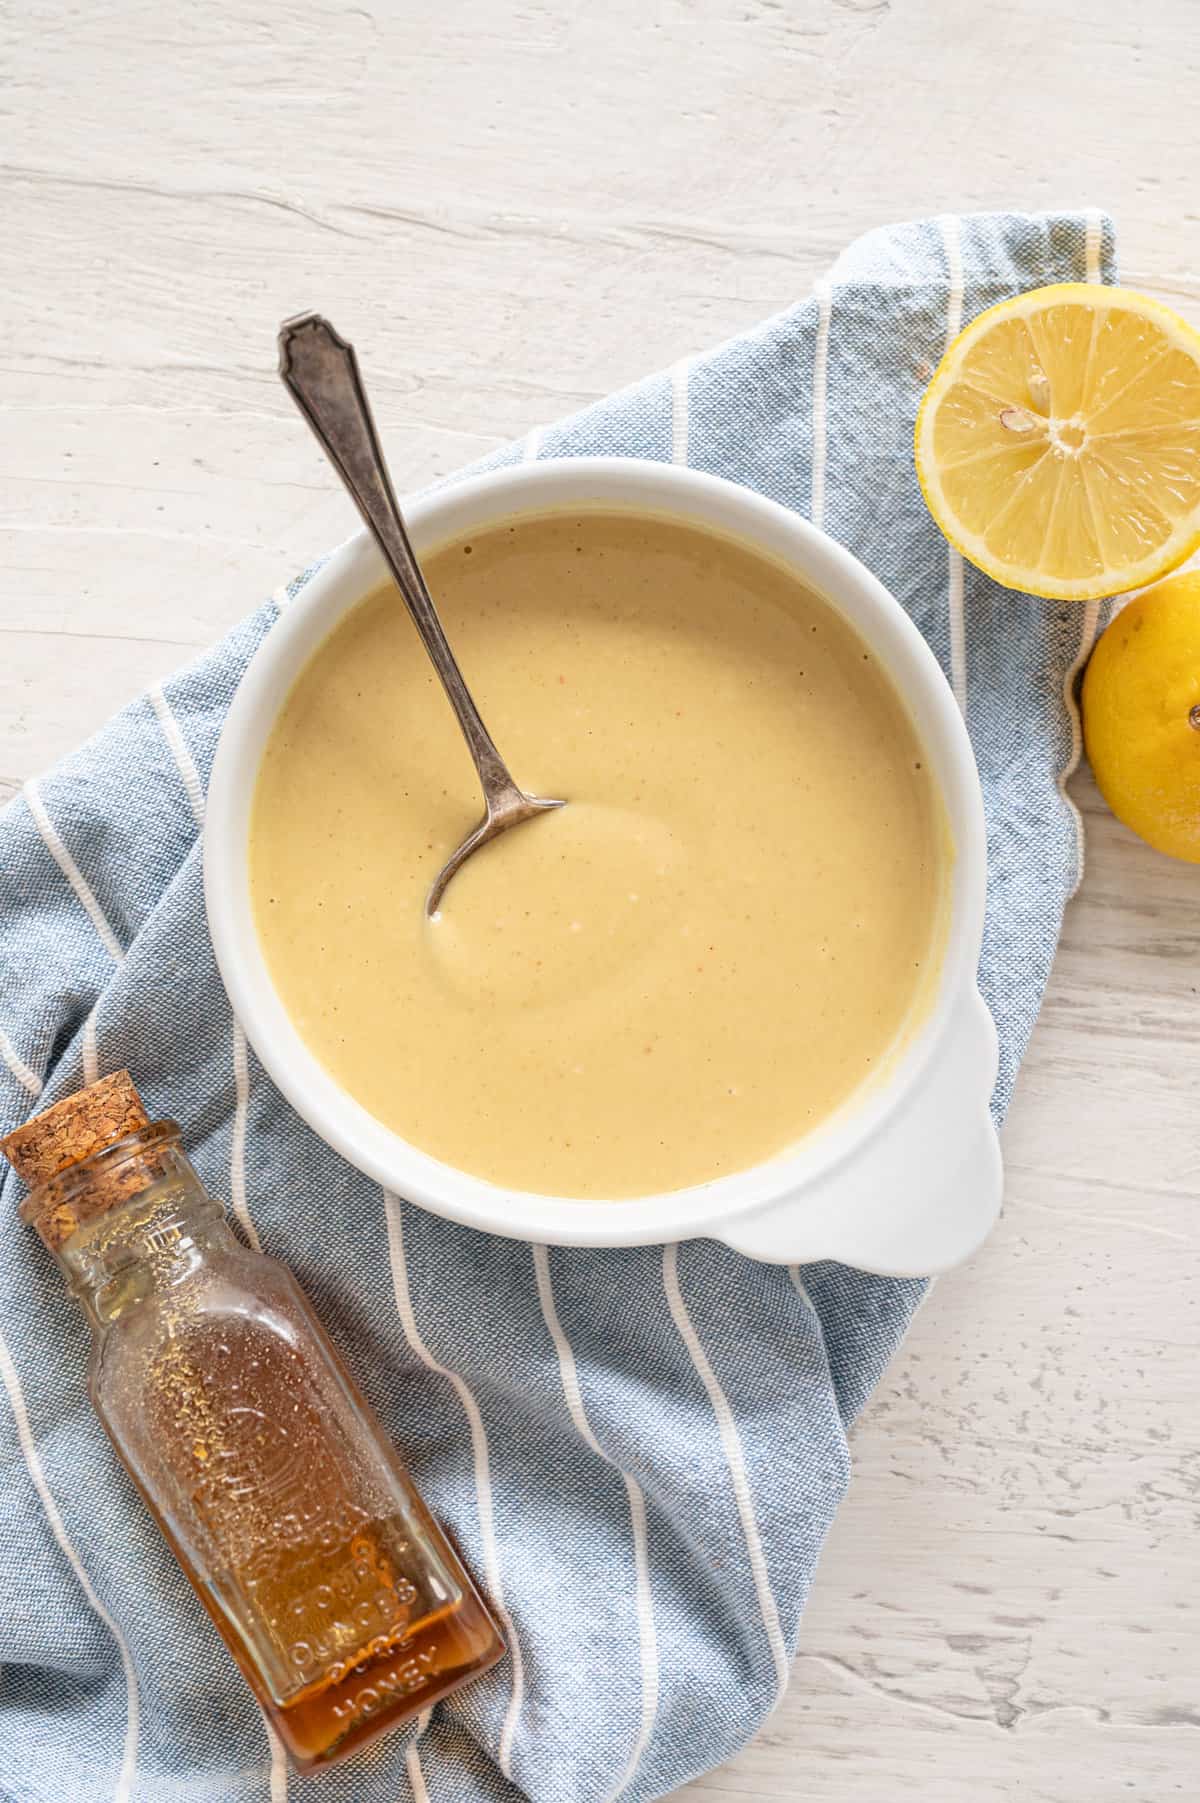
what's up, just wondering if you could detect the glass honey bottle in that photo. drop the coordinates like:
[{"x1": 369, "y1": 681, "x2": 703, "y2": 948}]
[{"x1": 1, "y1": 1071, "x2": 504, "y2": 1771}]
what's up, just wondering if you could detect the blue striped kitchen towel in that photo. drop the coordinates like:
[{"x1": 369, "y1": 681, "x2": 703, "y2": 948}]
[{"x1": 0, "y1": 210, "x2": 1114, "y2": 1803}]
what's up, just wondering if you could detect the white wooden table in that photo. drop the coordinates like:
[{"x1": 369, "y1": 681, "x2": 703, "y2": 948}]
[{"x1": 4, "y1": 4, "x2": 1197, "y2": 1798}]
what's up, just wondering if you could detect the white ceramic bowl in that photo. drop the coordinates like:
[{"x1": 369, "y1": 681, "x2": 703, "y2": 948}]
[{"x1": 205, "y1": 459, "x2": 1001, "y2": 1276}]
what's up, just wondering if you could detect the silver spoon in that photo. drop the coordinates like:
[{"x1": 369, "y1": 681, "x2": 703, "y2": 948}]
[{"x1": 278, "y1": 313, "x2": 564, "y2": 916}]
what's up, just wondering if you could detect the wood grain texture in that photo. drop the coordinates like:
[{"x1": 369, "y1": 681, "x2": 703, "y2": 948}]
[{"x1": 2, "y1": 3, "x2": 1198, "y2": 1798}]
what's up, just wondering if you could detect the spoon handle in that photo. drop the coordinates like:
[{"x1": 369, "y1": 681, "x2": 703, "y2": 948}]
[{"x1": 277, "y1": 313, "x2": 522, "y2": 804}]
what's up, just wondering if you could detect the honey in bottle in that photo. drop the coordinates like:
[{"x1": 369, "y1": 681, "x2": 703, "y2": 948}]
[{"x1": 2, "y1": 1072, "x2": 504, "y2": 1770}]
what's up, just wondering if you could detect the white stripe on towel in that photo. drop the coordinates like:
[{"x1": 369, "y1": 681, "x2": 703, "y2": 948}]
[
  {"x1": 523, "y1": 427, "x2": 542, "y2": 463},
  {"x1": 0, "y1": 1025, "x2": 41, "y2": 1097},
  {"x1": 1084, "y1": 209, "x2": 1104, "y2": 284},
  {"x1": 788, "y1": 1266, "x2": 816, "y2": 1314},
  {"x1": 82, "y1": 1004, "x2": 100, "y2": 1086},
  {"x1": 1059, "y1": 598, "x2": 1103, "y2": 896},
  {"x1": 406, "y1": 1708, "x2": 433, "y2": 1803},
  {"x1": 149, "y1": 681, "x2": 206, "y2": 827},
  {"x1": 947, "y1": 551, "x2": 966, "y2": 716},
  {"x1": 810, "y1": 279, "x2": 832, "y2": 529},
  {"x1": 24, "y1": 778, "x2": 125, "y2": 964},
  {"x1": 938, "y1": 216, "x2": 968, "y2": 717},
  {"x1": 671, "y1": 359, "x2": 690, "y2": 467},
  {"x1": 382, "y1": 1192, "x2": 526, "y2": 1780},
  {"x1": 229, "y1": 1019, "x2": 260, "y2": 1252},
  {"x1": 662, "y1": 1244, "x2": 790, "y2": 1700},
  {"x1": 532, "y1": 1245, "x2": 660, "y2": 1800},
  {"x1": 939, "y1": 215, "x2": 965, "y2": 336},
  {"x1": 0, "y1": 1324, "x2": 140, "y2": 1802},
  {"x1": 266, "y1": 1725, "x2": 288, "y2": 1803}
]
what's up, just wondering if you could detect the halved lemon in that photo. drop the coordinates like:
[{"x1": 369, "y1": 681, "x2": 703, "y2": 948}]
[
  {"x1": 1082, "y1": 569, "x2": 1200, "y2": 863},
  {"x1": 915, "y1": 283, "x2": 1200, "y2": 600}
]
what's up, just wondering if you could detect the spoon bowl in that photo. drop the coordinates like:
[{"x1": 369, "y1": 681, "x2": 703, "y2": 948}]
[{"x1": 426, "y1": 786, "x2": 564, "y2": 918}]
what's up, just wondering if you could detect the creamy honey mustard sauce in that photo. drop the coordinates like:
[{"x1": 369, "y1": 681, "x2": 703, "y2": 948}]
[{"x1": 251, "y1": 510, "x2": 949, "y2": 1198}]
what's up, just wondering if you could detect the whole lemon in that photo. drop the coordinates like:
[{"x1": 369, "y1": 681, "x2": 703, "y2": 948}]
[{"x1": 1083, "y1": 571, "x2": 1200, "y2": 863}]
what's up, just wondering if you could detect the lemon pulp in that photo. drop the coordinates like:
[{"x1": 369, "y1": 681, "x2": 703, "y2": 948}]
[{"x1": 916, "y1": 283, "x2": 1200, "y2": 601}]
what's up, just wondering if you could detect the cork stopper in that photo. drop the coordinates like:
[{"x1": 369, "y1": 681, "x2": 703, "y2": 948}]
[
  {"x1": 1, "y1": 1071, "x2": 150, "y2": 1189},
  {"x1": 1, "y1": 1072, "x2": 175, "y2": 1254}
]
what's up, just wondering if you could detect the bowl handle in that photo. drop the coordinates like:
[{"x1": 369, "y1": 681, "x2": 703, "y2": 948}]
[{"x1": 716, "y1": 989, "x2": 1002, "y2": 1277}]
